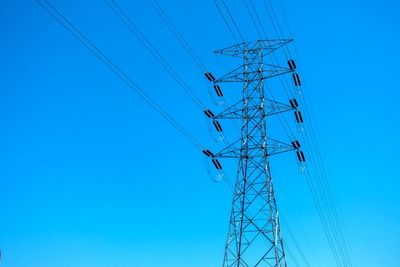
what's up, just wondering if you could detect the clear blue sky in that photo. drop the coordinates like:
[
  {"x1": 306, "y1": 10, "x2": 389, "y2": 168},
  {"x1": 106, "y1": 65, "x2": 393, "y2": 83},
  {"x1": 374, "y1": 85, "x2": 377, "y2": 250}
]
[{"x1": 0, "y1": 0, "x2": 399, "y2": 266}]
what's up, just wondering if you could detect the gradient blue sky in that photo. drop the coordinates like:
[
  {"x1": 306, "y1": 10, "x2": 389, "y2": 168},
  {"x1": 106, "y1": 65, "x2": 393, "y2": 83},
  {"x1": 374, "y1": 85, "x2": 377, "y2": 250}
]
[{"x1": 1, "y1": 0, "x2": 399, "y2": 266}]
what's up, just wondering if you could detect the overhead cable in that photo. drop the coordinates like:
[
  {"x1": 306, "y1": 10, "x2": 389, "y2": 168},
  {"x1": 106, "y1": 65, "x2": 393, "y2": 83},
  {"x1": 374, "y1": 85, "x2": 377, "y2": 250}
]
[{"x1": 36, "y1": 0, "x2": 204, "y2": 151}]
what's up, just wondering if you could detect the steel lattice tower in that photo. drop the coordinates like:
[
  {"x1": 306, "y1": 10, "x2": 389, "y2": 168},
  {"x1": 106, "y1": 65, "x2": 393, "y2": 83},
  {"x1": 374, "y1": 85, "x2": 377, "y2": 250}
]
[{"x1": 203, "y1": 39, "x2": 304, "y2": 267}]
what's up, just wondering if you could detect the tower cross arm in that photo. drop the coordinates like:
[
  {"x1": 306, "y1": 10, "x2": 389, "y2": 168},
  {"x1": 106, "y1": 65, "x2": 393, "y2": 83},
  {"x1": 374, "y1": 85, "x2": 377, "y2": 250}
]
[
  {"x1": 214, "y1": 137, "x2": 296, "y2": 159},
  {"x1": 214, "y1": 98, "x2": 295, "y2": 120},
  {"x1": 214, "y1": 63, "x2": 293, "y2": 83},
  {"x1": 214, "y1": 39, "x2": 294, "y2": 58}
]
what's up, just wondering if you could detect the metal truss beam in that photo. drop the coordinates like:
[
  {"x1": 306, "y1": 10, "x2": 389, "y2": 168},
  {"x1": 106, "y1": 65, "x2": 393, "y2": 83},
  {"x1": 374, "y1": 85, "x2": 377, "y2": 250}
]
[
  {"x1": 214, "y1": 40, "x2": 289, "y2": 267},
  {"x1": 214, "y1": 39, "x2": 293, "y2": 58}
]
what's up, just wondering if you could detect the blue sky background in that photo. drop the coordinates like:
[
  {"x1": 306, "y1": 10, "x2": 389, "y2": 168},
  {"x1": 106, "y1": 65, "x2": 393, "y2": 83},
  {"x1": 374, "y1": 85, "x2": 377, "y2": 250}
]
[{"x1": 0, "y1": 0, "x2": 399, "y2": 266}]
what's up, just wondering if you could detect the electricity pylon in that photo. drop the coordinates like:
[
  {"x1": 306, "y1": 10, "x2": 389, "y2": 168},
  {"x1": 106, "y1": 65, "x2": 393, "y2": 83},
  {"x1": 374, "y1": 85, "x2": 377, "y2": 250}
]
[{"x1": 203, "y1": 40, "x2": 305, "y2": 266}]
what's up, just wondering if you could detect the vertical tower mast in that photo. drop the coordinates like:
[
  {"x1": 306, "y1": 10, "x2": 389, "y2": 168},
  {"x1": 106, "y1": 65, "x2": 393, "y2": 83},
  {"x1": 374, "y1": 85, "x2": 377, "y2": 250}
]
[{"x1": 204, "y1": 40, "x2": 303, "y2": 266}]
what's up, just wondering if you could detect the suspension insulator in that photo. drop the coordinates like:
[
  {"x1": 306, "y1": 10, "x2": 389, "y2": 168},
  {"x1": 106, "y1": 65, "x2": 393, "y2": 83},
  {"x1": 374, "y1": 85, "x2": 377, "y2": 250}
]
[
  {"x1": 291, "y1": 140, "x2": 301, "y2": 149},
  {"x1": 214, "y1": 84, "x2": 223, "y2": 97},
  {"x1": 288, "y1": 59, "x2": 297, "y2": 70},
  {"x1": 296, "y1": 150, "x2": 306, "y2": 162},
  {"x1": 205, "y1": 72, "x2": 216, "y2": 82},
  {"x1": 293, "y1": 73, "x2": 301, "y2": 86},
  {"x1": 289, "y1": 98, "x2": 299, "y2": 108},
  {"x1": 294, "y1": 110, "x2": 304, "y2": 123},
  {"x1": 213, "y1": 120, "x2": 223, "y2": 132},
  {"x1": 204, "y1": 109, "x2": 215, "y2": 118},
  {"x1": 202, "y1": 149, "x2": 215, "y2": 157},
  {"x1": 212, "y1": 158, "x2": 222, "y2": 170}
]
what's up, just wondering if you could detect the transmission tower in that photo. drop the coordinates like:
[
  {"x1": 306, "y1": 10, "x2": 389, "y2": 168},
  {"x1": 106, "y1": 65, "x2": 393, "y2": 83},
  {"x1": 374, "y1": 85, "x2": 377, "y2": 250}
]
[{"x1": 203, "y1": 39, "x2": 305, "y2": 267}]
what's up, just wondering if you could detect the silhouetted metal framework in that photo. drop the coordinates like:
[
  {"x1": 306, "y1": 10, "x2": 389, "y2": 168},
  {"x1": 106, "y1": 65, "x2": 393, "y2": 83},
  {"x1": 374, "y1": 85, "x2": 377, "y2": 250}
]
[{"x1": 214, "y1": 40, "x2": 296, "y2": 267}]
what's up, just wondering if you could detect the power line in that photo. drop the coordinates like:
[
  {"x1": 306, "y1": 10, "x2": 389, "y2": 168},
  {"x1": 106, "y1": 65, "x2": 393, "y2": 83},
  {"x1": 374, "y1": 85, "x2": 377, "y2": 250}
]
[
  {"x1": 220, "y1": 0, "x2": 245, "y2": 42},
  {"x1": 212, "y1": 0, "x2": 297, "y2": 143},
  {"x1": 266, "y1": 0, "x2": 356, "y2": 263},
  {"x1": 180, "y1": 0, "x2": 223, "y2": 68},
  {"x1": 245, "y1": 1, "x2": 354, "y2": 265},
  {"x1": 212, "y1": 0, "x2": 240, "y2": 43},
  {"x1": 37, "y1": 1, "x2": 356, "y2": 265},
  {"x1": 282, "y1": 221, "x2": 312, "y2": 267},
  {"x1": 106, "y1": 0, "x2": 206, "y2": 110},
  {"x1": 146, "y1": 0, "x2": 242, "y2": 139},
  {"x1": 213, "y1": 0, "x2": 355, "y2": 265},
  {"x1": 147, "y1": 0, "x2": 207, "y2": 71},
  {"x1": 36, "y1": 0, "x2": 204, "y2": 151}
]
